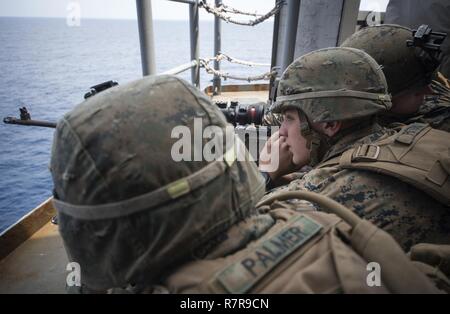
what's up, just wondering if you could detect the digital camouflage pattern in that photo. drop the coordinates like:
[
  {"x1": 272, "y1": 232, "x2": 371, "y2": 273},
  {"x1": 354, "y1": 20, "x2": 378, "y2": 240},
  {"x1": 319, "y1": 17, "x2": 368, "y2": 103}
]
[
  {"x1": 273, "y1": 47, "x2": 391, "y2": 122},
  {"x1": 263, "y1": 126, "x2": 450, "y2": 251},
  {"x1": 341, "y1": 24, "x2": 437, "y2": 95},
  {"x1": 51, "y1": 74, "x2": 265, "y2": 291}
]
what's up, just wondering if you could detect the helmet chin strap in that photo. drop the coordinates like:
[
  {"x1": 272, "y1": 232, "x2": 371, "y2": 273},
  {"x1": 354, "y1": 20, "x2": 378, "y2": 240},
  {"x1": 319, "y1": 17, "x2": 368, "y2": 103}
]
[{"x1": 297, "y1": 110, "x2": 331, "y2": 167}]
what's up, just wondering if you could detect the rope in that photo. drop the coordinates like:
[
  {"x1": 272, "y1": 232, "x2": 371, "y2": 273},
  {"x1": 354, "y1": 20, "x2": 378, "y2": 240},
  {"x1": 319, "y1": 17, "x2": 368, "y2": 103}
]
[
  {"x1": 198, "y1": 53, "x2": 274, "y2": 82},
  {"x1": 220, "y1": 3, "x2": 263, "y2": 17},
  {"x1": 216, "y1": 53, "x2": 270, "y2": 67},
  {"x1": 199, "y1": 0, "x2": 284, "y2": 26},
  {"x1": 200, "y1": 58, "x2": 275, "y2": 82}
]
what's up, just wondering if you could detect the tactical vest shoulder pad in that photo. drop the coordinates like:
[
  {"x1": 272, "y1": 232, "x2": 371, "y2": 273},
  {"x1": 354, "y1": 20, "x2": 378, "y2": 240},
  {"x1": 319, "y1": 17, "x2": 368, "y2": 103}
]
[{"x1": 318, "y1": 123, "x2": 450, "y2": 206}]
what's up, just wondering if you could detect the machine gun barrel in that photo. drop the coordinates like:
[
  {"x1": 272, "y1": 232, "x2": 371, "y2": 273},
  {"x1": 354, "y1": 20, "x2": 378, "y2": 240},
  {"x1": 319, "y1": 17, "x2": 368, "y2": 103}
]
[
  {"x1": 3, "y1": 107, "x2": 56, "y2": 128},
  {"x1": 3, "y1": 116, "x2": 56, "y2": 128},
  {"x1": 3, "y1": 81, "x2": 119, "y2": 130}
]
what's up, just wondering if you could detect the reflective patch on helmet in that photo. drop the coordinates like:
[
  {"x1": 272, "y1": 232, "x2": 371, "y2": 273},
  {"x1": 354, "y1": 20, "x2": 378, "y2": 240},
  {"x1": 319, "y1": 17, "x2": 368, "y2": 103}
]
[
  {"x1": 224, "y1": 145, "x2": 236, "y2": 167},
  {"x1": 322, "y1": 60, "x2": 335, "y2": 66},
  {"x1": 167, "y1": 179, "x2": 190, "y2": 199},
  {"x1": 214, "y1": 215, "x2": 322, "y2": 293}
]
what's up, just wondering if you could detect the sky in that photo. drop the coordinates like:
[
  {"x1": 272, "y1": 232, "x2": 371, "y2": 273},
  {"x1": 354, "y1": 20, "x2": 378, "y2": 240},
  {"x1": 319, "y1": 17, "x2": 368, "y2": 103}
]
[{"x1": 0, "y1": 0, "x2": 390, "y2": 20}]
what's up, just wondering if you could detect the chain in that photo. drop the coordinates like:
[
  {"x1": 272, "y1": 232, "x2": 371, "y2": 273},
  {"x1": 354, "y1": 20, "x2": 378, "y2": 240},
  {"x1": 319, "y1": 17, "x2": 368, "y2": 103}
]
[
  {"x1": 199, "y1": 58, "x2": 275, "y2": 82},
  {"x1": 199, "y1": 0, "x2": 284, "y2": 26},
  {"x1": 215, "y1": 53, "x2": 270, "y2": 67},
  {"x1": 220, "y1": 3, "x2": 263, "y2": 17}
]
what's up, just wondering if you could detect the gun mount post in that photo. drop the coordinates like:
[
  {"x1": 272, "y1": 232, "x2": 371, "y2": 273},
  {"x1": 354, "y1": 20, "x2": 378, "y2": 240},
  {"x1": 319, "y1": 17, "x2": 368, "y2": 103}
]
[
  {"x1": 189, "y1": 0, "x2": 200, "y2": 88},
  {"x1": 136, "y1": 0, "x2": 157, "y2": 76},
  {"x1": 213, "y1": 0, "x2": 222, "y2": 95}
]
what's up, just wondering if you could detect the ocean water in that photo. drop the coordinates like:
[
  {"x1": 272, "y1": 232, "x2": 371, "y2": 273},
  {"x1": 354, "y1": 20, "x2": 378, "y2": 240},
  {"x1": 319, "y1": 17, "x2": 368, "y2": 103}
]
[{"x1": 0, "y1": 17, "x2": 273, "y2": 233}]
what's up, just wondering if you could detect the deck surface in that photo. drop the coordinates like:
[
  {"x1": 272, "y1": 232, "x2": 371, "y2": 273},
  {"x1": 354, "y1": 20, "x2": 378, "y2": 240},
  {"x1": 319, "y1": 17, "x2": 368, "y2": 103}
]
[{"x1": 0, "y1": 221, "x2": 67, "y2": 293}]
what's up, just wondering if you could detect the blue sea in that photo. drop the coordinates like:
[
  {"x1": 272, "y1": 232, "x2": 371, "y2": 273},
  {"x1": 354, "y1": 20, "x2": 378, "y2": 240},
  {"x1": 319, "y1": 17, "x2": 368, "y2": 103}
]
[{"x1": 0, "y1": 17, "x2": 273, "y2": 233}]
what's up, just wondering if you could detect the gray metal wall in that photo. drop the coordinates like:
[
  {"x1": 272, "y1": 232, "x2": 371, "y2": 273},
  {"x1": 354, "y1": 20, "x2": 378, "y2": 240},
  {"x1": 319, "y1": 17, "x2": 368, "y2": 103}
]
[
  {"x1": 294, "y1": 0, "x2": 345, "y2": 58},
  {"x1": 273, "y1": 0, "x2": 360, "y2": 74}
]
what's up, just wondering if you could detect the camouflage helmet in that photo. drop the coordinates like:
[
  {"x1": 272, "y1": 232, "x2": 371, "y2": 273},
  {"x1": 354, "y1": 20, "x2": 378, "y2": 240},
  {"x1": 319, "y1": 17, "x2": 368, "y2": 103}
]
[
  {"x1": 50, "y1": 75, "x2": 265, "y2": 291},
  {"x1": 273, "y1": 47, "x2": 391, "y2": 166},
  {"x1": 341, "y1": 24, "x2": 439, "y2": 95},
  {"x1": 273, "y1": 47, "x2": 391, "y2": 121}
]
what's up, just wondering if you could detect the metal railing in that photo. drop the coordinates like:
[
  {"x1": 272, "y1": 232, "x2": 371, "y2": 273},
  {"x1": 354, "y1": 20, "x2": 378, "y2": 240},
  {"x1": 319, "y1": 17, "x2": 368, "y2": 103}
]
[
  {"x1": 162, "y1": 60, "x2": 199, "y2": 75},
  {"x1": 136, "y1": 0, "x2": 202, "y2": 87},
  {"x1": 136, "y1": 0, "x2": 279, "y2": 93}
]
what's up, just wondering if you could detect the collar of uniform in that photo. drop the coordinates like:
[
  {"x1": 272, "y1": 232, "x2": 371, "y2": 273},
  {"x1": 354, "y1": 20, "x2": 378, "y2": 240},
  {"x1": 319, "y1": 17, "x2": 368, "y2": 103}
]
[
  {"x1": 413, "y1": 101, "x2": 450, "y2": 128},
  {"x1": 320, "y1": 122, "x2": 389, "y2": 163}
]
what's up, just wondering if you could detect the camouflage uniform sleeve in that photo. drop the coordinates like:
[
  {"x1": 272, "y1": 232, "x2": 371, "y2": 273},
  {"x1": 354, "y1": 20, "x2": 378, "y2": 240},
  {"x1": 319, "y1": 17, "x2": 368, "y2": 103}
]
[
  {"x1": 415, "y1": 101, "x2": 450, "y2": 132},
  {"x1": 418, "y1": 77, "x2": 450, "y2": 132},
  {"x1": 279, "y1": 166, "x2": 450, "y2": 251}
]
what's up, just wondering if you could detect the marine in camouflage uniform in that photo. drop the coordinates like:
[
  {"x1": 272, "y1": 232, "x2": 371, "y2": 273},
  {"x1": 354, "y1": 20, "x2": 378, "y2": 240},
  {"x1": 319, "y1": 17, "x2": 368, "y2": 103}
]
[
  {"x1": 265, "y1": 47, "x2": 450, "y2": 252},
  {"x1": 50, "y1": 74, "x2": 445, "y2": 293},
  {"x1": 341, "y1": 24, "x2": 450, "y2": 133}
]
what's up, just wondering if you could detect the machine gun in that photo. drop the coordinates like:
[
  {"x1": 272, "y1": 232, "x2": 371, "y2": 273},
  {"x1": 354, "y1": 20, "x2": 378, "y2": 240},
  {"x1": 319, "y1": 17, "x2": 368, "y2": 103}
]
[
  {"x1": 3, "y1": 80, "x2": 119, "y2": 129},
  {"x1": 3, "y1": 79, "x2": 274, "y2": 163}
]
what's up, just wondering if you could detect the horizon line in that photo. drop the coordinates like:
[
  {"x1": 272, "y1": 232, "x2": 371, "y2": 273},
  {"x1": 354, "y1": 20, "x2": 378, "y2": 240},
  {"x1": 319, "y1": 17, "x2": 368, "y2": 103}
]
[{"x1": 0, "y1": 15, "x2": 275, "y2": 22}]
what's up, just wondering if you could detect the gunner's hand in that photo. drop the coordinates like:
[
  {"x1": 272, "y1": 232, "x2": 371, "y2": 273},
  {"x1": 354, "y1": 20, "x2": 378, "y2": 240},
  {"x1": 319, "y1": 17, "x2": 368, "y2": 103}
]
[{"x1": 259, "y1": 132, "x2": 298, "y2": 181}]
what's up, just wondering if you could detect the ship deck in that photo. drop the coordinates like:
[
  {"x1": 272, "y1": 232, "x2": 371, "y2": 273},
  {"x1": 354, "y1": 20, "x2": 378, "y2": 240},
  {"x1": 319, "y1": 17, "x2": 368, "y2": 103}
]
[{"x1": 0, "y1": 220, "x2": 67, "y2": 293}]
